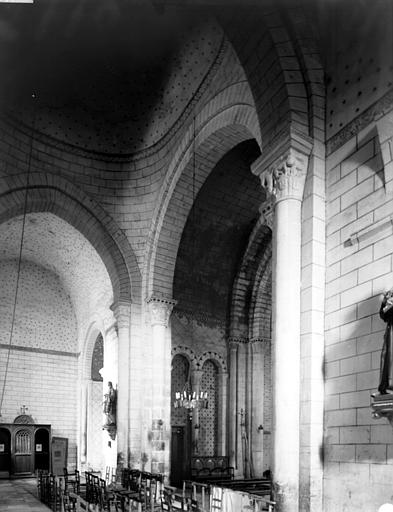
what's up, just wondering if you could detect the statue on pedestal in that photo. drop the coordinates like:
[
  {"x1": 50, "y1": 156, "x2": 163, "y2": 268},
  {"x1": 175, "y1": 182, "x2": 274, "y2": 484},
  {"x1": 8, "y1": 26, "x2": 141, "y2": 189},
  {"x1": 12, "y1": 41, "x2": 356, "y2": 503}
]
[
  {"x1": 378, "y1": 290, "x2": 393, "y2": 394},
  {"x1": 103, "y1": 381, "x2": 117, "y2": 440}
]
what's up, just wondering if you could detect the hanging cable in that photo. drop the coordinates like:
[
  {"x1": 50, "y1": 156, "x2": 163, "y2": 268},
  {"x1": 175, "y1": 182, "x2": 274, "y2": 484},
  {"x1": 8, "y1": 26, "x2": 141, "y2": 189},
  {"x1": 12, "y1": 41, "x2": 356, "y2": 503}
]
[{"x1": 0, "y1": 93, "x2": 36, "y2": 417}]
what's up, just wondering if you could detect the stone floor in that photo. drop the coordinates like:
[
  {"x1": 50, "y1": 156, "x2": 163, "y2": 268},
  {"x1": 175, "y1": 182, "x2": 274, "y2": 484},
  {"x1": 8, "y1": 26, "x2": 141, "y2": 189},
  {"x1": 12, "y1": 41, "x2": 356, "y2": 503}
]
[{"x1": 0, "y1": 478, "x2": 50, "y2": 511}]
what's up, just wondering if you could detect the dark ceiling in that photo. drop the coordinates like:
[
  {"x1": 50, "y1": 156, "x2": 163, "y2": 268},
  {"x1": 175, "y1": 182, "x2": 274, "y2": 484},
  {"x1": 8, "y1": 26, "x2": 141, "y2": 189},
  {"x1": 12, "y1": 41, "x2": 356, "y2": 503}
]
[{"x1": 0, "y1": 0, "x2": 223, "y2": 153}]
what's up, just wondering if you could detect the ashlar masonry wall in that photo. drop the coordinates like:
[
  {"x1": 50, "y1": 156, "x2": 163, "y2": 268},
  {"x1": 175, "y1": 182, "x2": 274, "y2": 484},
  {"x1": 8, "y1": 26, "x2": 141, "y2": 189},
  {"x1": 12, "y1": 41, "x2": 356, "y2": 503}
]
[
  {"x1": 324, "y1": 113, "x2": 393, "y2": 511},
  {"x1": 0, "y1": 259, "x2": 78, "y2": 468}
]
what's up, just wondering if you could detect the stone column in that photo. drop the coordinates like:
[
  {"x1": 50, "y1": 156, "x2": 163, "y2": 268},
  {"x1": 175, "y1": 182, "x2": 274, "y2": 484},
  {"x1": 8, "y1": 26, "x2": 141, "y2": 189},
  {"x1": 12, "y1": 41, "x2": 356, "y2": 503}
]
[
  {"x1": 250, "y1": 338, "x2": 268, "y2": 476},
  {"x1": 80, "y1": 379, "x2": 89, "y2": 466},
  {"x1": 217, "y1": 371, "x2": 228, "y2": 456},
  {"x1": 146, "y1": 296, "x2": 176, "y2": 475},
  {"x1": 252, "y1": 133, "x2": 312, "y2": 512},
  {"x1": 112, "y1": 301, "x2": 131, "y2": 466},
  {"x1": 228, "y1": 339, "x2": 239, "y2": 470}
]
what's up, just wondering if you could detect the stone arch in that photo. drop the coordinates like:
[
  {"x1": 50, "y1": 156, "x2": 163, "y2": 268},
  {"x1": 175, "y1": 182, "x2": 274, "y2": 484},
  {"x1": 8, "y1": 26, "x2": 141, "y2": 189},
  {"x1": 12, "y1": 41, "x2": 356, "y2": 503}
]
[
  {"x1": 0, "y1": 172, "x2": 140, "y2": 304},
  {"x1": 196, "y1": 351, "x2": 227, "y2": 373},
  {"x1": 230, "y1": 217, "x2": 272, "y2": 339},
  {"x1": 171, "y1": 345, "x2": 197, "y2": 371},
  {"x1": 146, "y1": 104, "x2": 260, "y2": 299},
  {"x1": 218, "y1": 8, "x2": 313, "y2": 146},
  {"x1": 250, "y1": 256, "x2": 272, "y2": 341}
]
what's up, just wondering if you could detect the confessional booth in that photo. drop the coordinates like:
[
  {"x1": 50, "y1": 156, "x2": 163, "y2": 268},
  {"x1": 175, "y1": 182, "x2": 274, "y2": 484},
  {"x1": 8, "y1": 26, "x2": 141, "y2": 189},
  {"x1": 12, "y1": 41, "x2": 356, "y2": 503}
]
[{"x1": 0, "y1": 414, "x2": 51, "y2": 478}]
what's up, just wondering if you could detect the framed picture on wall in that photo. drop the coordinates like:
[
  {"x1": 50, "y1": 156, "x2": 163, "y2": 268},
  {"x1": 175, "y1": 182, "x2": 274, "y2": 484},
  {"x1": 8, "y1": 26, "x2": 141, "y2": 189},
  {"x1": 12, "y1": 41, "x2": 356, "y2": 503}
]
[{"x1": 51, "y1": 437, "x2": 68, "y2": 476}]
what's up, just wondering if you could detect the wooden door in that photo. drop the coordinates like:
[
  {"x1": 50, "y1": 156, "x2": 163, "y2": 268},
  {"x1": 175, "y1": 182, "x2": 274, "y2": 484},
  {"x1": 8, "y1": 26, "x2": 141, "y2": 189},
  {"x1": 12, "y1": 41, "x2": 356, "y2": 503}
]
[
  {"x1": 171, "y1": 423, "x2": 191, "y2": 487},
  {"x1": 0, "y1": 428, "x2": 11, "y2": 477},
  {"x1": 34, "y1": 428, "x2": 50, "y2": 472},
  {"x1": 13, "y1": 428, "x2": 33, "y2": 475}
]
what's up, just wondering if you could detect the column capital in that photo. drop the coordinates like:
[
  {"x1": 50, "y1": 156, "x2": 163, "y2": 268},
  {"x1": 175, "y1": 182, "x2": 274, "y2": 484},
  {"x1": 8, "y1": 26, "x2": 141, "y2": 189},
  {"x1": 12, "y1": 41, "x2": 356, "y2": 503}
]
[
  {"x1": 228, "y1": 337, "x2": 248, "y2": 350},
  {"x1": 252, "y1": 131, "x2": 313, "y2": 203},
  {"x1": 146, "y1": 296, "x2": 177, "y2": 327},
  {"x1": 250, "y1": 337, "x2": 270, "y2": 353},
  {"x1": 111, "y1": 300, "x2": 131, "y2": 329}
]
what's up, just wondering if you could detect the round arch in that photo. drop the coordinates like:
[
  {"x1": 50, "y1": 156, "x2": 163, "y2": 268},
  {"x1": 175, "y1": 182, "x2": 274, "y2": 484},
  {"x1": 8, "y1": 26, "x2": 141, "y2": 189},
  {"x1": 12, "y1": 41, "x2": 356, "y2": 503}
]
[
  {"x1": 0, "y1": 173, "x2": 139, "y2": 304},
  {"x1": 171, "y1": 345, "x2": 198, "y2": 371},
  {"x1": 146, "y1": 105, "x2": 261, "y2": 300}
]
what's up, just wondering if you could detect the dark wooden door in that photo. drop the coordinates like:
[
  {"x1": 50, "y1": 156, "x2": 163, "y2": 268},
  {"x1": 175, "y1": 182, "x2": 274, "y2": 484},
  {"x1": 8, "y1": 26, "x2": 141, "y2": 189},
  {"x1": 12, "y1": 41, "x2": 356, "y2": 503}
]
[
  {"x1": 13, "y1": 428, "x2": 33, "y2": 475},
  {"x1": 0, "y1": 428, "x2": 11, "y2": 477},
  {"x1": 171, "y1": 423, "x2": 191, "y2": 487},
  {"x1": 34, "y1": 428, "x2": 50, "y2": 471}
]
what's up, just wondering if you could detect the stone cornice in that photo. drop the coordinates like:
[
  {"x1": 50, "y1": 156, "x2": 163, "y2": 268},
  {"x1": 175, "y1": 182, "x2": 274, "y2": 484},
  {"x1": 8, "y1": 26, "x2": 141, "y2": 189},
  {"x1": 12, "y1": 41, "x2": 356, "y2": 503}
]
[
  {"x1": 228, "y1": 337, "x2": 249, "y2": 346},
  {"x1": 327, "y1": 87, "x2": 393, "y2": 156},
  {"x1": 250, "y1": 337, "x2": 271, "y2": 344}
]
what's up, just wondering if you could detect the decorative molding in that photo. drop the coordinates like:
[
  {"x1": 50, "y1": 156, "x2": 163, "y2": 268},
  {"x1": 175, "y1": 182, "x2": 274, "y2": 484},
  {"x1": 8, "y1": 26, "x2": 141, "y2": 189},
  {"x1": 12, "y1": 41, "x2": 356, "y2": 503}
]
[
  {"x1": 228, "y1": 337, "x2": 249, "y2": 345},
  {"x1": 0, "y1": 343, "x2": 79, "y2": 358},
  {"x1": 147, "y1": 296, "x2": 177, "y2": 327},
  {"x1": 171, "y1": 345, "x2": 197, "y2": 370},
  {"x1": 173, "y1": 307, "x2": 225, "y2": 330},
  {"x1": 196, "y1": 351, "x2": 228, "y2": 372},
  {"x1": 327, "y1": 87, "x2": 393, "y2": 156},
  {"x1": 250, "y1": 337, "x2": 271, "y2": 344}
]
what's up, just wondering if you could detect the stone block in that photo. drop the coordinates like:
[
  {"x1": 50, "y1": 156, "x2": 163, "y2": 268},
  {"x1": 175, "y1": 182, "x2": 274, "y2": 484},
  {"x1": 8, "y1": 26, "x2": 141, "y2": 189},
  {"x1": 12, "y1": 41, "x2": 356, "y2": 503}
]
[
  {"x1": 340, "y1": 390, "x2": 371, "y2": 409},
  {"x1": 325, "y1": 408, "x2": 356, "y2": 427},
  {"x1": 341, "y1": 282, "x2": 372, "y2": 310},
  {"x1": 358, "y1": 256, "x2": 392, "y2": 285},
  {"x1": 329, "y1": 170, "x2": 357, "y2": 202},
  {"x1": 341, "y1": 140, "x2": 375, "y2": 177},
  {"x1": 340, "y1": 354, "x2": 371, "y2": 376},
  {"x1": 341, "y1": 176, "x2": 374, "y2": 210},
  {"x1": 326, "y1": 136, "x2": 357, "y2": 171},
  {"x1": 356, "y1": 369, "x2": 379, "y2": 390},
  {"x1": 356, "y1": 444, "x2": 386, "y2": 463},
  {"x1": 326, "y1": 374, "x2": 356, "y2": 395},
  {"x1": 340, "y1": 426, "x2": 370, "y2": 444},
  {"x1": 370, "y1": 424, "x2": 393, "y2": 443}
]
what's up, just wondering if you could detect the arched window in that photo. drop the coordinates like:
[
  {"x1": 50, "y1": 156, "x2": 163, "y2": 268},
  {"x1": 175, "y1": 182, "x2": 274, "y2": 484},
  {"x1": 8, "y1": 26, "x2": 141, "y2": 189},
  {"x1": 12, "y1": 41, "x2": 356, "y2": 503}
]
[{"x1": 91, "y1": 333, "x2": 103, "y2": 381}]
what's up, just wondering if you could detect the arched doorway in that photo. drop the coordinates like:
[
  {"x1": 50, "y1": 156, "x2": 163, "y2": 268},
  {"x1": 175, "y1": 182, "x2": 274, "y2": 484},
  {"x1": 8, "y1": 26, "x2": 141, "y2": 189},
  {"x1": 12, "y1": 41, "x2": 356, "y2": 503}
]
[
  {"x1": 0, "y1": 428, "x2": 11, "y2": 477},
  {"x1": 170, "y1": 354, "x2": 192, "y2": 486},
  {"x1": 34, "y1": 428, "x2": 50, "y2": 472}
]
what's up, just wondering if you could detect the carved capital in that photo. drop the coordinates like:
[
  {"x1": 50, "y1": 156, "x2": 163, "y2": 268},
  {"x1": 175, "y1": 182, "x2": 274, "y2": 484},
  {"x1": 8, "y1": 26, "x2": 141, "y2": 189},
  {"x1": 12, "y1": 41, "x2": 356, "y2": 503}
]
[
  {"x1": 252, "y1": 130, "x2": 313, "y2": 203},
  {"x1": 111, "y1": 301, "x2": 131, "y2": 329},
  {"x1": 228, "y1": 337, "x2": 248, "y2": 351},
  {"x1": 261, "y1": 148, "x2": 308, "y2": 202},
  {"x1": 147, "y1": 296, "x2": 177, "y2": 327},
  {"x1": 259, "y1": 199, "x2": 274, "y2": 230},
  {"x1": 250, "y1": 337, "x2": 271, "y2": 354}
]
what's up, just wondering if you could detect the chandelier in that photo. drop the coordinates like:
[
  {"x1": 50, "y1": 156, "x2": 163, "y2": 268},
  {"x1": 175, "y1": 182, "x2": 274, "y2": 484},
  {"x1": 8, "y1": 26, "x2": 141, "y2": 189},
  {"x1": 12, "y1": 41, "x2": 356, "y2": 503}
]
[
  {"x1": 173, "y1": 115, "x2": 209, "y2": 414},
  {"x1": 174, "y1": 363, "x2": 208, "y2": 411},
  {"x1": 174, "y1": 388, "x2": 208, "y2": 410}
]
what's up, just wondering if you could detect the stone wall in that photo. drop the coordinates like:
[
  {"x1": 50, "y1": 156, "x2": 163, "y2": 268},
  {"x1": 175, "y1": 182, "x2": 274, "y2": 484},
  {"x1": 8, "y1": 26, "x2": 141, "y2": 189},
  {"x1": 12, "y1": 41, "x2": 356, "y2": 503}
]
[
  {"x1": 0, "y1": 259, "x2": 78, "y2": 468},
  {"x1": 324, "y1": 109, "x2": 393, "y2": 511}
]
